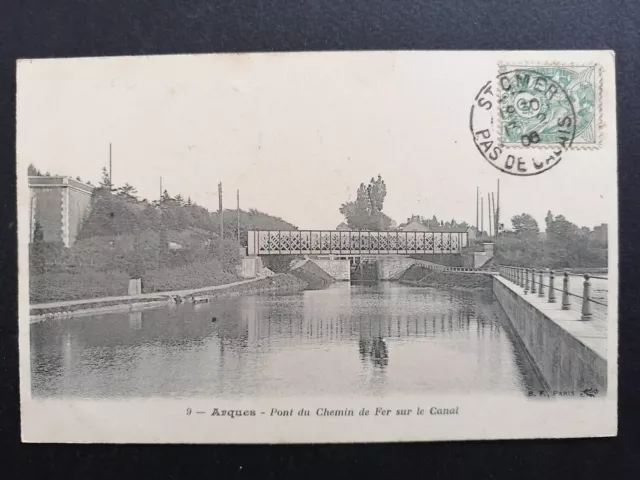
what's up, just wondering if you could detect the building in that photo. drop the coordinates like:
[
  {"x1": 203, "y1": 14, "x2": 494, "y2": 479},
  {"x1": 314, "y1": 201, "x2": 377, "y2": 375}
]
[
  {"x1": 29, "y1": 176, "x2": 94, "y2": 247},
  {"x1": 399, "y1": 215, "x2": 428, "y2": 232},
  {"x1": 592, "y1": 223, "x2": 608, "y2": 244},
  {"x1": 336, "y1": 222, "x2": 350, "y2": 231}
]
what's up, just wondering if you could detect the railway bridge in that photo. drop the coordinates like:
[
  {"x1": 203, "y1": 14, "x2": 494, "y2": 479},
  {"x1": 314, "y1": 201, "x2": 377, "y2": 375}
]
[{"x1": 247, "y1": 229, "x2": 469, "y2": 257}]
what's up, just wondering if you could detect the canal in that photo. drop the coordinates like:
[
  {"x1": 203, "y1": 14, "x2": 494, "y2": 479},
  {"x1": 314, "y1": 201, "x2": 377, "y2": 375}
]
[{"x1": 31, "y1": 282, "x2": 545, "y2": 399}]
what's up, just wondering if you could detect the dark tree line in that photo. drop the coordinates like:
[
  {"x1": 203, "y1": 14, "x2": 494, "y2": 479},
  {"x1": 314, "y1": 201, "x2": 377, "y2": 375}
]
[{"x1": 496, "y1": 210, "x2": 607, "y2": 268}]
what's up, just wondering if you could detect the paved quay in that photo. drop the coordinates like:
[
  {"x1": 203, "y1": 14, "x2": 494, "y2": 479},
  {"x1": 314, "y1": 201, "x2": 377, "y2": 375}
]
[
  {"x1": 30, "y1": 277, "x2": 263, "y2": 312},
  {"x1": 494, "y1": 275, "x2": 607, "y2": 359}
]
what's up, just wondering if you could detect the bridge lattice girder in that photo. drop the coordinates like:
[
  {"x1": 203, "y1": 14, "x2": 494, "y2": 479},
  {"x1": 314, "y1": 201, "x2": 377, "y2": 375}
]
[{"x1": 247, "y1": 230, "x2": 468, "y2": 256}]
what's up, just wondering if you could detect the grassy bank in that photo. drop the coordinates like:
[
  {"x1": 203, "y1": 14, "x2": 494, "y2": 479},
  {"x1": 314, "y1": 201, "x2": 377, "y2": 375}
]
[
  {"x1": 399, "y1": 265, "x2": 492, "y2": 291},
  {"x1": 30, "y1": 259, "x2": 241, "y2": 303},
  {"x1": 31, "y1": 273, "x2": 309, "y2": 317}
]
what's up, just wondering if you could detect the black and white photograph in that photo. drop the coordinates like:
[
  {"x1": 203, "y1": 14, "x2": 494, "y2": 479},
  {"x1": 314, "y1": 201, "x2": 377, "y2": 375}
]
[{"x1": 17, "y1": 50, "x2": 617, "y2": 443}]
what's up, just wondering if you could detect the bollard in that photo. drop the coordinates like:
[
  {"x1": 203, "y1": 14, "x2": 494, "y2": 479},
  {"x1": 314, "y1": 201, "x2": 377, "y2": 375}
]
[
  {"x1": 531, "y1": 269, "x2": 537, "y2": 294},
  {"x1": 581, "y1": 274, "x2": 593, "y2": 321},
  {"x1": 548, "y1": 270, "x2": 556, "y2": 303},
  {"x1": 538, "y1": 269, "x2": 545, "y2": 298},
  {"x1": 524, "y1": 268, "x2": 529, "y2": 294},
  {"x1": 562, "y1": 271, "x2": 571, "y2": 310}
]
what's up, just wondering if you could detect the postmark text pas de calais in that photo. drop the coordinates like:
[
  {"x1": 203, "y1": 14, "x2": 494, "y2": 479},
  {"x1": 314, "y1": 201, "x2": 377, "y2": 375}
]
[{"x1": 471, "y1": 64, "x2": 602, "y2": 176}]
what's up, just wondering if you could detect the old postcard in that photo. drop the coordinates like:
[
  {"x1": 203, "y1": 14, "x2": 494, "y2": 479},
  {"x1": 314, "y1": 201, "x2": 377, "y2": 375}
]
[{"x1": 17, "y1": 50, "x2": 617, "y2": 443}]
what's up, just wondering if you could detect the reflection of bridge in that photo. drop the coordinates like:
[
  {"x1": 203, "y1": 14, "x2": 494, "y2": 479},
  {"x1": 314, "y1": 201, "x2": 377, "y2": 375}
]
[{"x1": 247, "y1": 230, "x2": 469, "y2": 256}]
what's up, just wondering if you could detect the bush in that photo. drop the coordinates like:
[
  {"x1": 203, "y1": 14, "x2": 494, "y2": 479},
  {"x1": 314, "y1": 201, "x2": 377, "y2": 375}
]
[
  {"x1": 30, "y1": 269, "x2": 130, "y2": 303},
  {"x1": 142, "y1": 259, "x2": 239, "y2": 293},
  {"x1": 261, "y1": 255, "x2": 295, "y2": 273},
  {"x1": 208, "y1": 237, "x2": 242, "y2": 271}
]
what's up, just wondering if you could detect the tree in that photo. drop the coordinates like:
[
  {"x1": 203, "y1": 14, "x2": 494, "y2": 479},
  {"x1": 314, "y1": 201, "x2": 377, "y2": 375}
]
[
  {"x1": 511, "y1": 213, "x2": 540, "y2": 237},
  {"x1": 31, "y1": 221, "x2": 45, "y2": 273},
  {"x1": 174, "y1": 194, "x2": 184, "y2": 205},
  {"x1": 117, "y1": 182, "x2": 138, "y2": 199},
  {"x1": 367, "y1": 175, "x2": 387, "y2": 214},
  {"x1": 99, "y1": 166, "x2": 113, "y2": 190},
  {"x1": 158, "y1": 226, "x2": 169, "y2": 266},
  {"x1": 340, "y1": 175, "x2": 390, "y2": 230},
  {"x1": 161, "y1": 189, "x2": 171, "y2": 203},
  {"x1": 28, "y1": 164, "x2": 42, "y2": 176},
  {"x1": 545, "y1": 210, "x2": 554, "y2": 231},
  {"x1": 546, "y1": 214, "x2": 578, "y2": 240}
]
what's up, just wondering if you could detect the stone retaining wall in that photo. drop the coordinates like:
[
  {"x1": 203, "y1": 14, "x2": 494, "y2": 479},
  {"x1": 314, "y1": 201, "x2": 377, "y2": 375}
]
[
  {"x1": 311, "y1": 259, "x2": 350, "y2": 280},
  {"x1": 492, "y1": 276, "x2": 607, "y2": 393}
]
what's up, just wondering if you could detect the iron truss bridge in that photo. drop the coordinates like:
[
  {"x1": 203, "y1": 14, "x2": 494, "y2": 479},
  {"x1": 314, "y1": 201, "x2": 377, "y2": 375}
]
[{"x1": 247, "y1": 230, "x2": 469, "y2": 256}]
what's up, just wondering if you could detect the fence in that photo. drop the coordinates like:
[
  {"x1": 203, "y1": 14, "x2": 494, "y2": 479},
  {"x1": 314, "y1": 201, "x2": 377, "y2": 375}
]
[{"x1": 497, "y1": 266, "x2": 608, "y2": 322}]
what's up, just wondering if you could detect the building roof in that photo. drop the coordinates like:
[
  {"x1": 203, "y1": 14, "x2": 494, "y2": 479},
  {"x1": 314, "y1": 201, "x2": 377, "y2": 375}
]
[
  {"x1": 28, "y1": 176, "x2": 95, "y2": 194},
  {"x1": 400, "y1": 220, "x2": 429, "y2": 232}
]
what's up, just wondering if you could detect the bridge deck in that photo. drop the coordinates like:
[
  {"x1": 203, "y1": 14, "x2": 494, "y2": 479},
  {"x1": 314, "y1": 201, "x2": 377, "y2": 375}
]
[{"x1": 247, "y1": 230, "x2": 469, "y2": 256}]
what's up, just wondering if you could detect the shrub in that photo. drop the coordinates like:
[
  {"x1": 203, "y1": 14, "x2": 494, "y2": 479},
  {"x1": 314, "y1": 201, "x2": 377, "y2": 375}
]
[
  {"x1": 142, "y1": 259, "x2": 239, "y2": 293},
  {"x1": 30, "y1": 268, "x2": 130, "y2": 303},
  {"x1": 261, "y1": 255, "x2": 295, "y2": 273}
]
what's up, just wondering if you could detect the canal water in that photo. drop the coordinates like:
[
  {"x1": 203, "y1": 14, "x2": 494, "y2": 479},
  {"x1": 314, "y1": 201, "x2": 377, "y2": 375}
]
[{"x1": 31, "y1": 283, "x2": 545, "y2": 399}]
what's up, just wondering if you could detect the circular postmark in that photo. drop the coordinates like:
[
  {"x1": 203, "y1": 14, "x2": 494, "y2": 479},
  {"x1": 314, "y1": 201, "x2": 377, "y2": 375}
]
[{"x1": 470, "y1": 69, "x2": 577, "y2": 176}]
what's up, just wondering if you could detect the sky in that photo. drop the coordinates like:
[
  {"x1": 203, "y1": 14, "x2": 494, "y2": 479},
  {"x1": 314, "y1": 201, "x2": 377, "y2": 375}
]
[{"x1": 16, "y1": 51, "x2": 616, "y2": 231}]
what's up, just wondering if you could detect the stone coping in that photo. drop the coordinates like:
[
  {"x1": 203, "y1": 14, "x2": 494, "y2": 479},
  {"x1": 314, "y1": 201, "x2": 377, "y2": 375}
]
[
  {"x1": 30, "y1": 277, "x2": 262, "y2": 312},
  {"x1": 493, "y1": 275, "x2": 607, "y2": 361}
]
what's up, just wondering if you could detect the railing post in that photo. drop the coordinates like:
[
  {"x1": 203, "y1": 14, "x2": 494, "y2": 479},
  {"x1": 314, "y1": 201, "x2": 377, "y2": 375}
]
[
  {"x1": 524, "y1": 268, "x2": 529, "y2": 294},
  {"x1": 531, "y1": 268, "x2": 537, "y2": 294},
  {"x1": 562, "y1": 271, "x2": 571, "y2": 310},
  {"x1": 538, "y1": 269, "x2": 545, "y2": 298},
  {"x1": 548, "y1": 270, "x2": 556, "y2": 303},
  {"x1": 581, "y1": 274, "x2": 593, "y2": 321}
]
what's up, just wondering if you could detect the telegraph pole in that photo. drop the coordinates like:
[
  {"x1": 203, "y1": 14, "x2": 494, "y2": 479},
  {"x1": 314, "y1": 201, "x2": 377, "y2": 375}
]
[
  {"x1": 109, "y1": 143, "x2": 113, "y2": 189},
  {"x1": 496, "y1": 179, "x2": 500, "y2": 241},
  {"x1": 491, "y1": 192, "x2": 496, "y2": 240},
  {"x1": 237, "y1": 189, "x2": 240, "y2": 244},
  {"x1": 218, "y1": 182, "x2": 223, "y2": 239},
  {"x1": 487, "y1": 193, "x2": 492, "y2": 238},
  {"x1": 159, "y1": 176, "x2": 163, "y2": 201},
  {"x1": 481, "y1": 197, "x2": 484, "y2": 236},
  {"x1": 476, "y1": 187, "x2": 479, "y2": 232}
]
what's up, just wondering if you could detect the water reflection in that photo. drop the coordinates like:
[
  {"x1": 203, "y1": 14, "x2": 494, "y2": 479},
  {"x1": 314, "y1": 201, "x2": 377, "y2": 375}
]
[{"x1": 31, "y1": 282, "x2": 544, "y2": 399}]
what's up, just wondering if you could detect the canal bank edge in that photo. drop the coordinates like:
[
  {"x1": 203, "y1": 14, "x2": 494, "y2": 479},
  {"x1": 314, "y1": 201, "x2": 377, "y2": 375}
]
[
  {"x1": 29, "y1": 273, "x2": 309, "y2": 322},
  {"x1": 398, "y1": 266, "x2": 493, "y2": 291},
  {"x1": 492, "y1": 275, "x2": 607, "y2": 394}
]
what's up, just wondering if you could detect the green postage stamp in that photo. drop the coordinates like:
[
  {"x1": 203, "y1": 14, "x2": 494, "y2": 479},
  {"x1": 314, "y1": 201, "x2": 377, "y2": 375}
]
[{"x1": 497, "y1": 63, "x2": 602, "y2": 149}]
